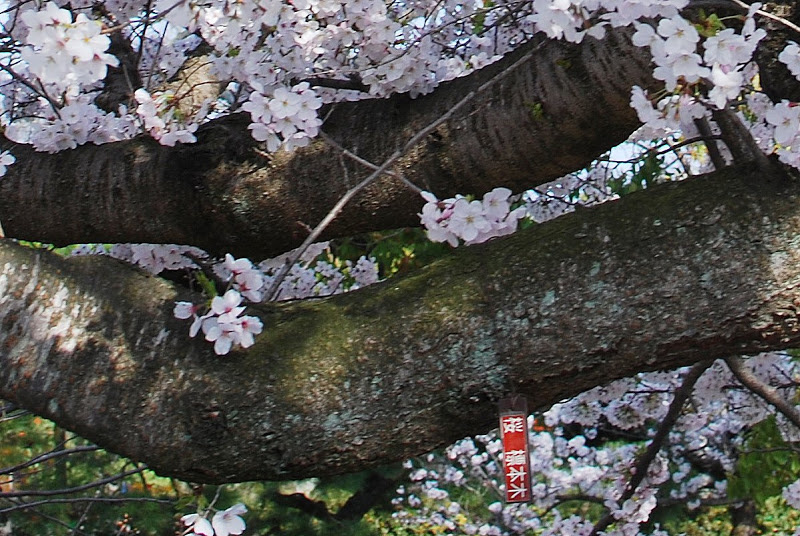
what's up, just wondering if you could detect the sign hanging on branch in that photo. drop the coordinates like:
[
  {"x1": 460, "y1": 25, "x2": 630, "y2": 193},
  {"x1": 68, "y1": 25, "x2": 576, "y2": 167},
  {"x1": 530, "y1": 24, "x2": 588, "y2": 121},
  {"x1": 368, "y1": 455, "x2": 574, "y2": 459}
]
[{"x1": 499, "y1": 395, "x2": 532, "y2": 503}]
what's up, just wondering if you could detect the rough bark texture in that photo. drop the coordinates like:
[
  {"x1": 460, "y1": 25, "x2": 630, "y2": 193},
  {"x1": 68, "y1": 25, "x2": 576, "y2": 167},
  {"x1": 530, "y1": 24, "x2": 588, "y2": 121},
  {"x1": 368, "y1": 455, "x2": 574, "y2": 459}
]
[
  {"x1": 0, "y1": 29, "x2": 655, "y2": 259},
  {"x1": 3, "y1": 163, "x2": 800, "y2": 483}
]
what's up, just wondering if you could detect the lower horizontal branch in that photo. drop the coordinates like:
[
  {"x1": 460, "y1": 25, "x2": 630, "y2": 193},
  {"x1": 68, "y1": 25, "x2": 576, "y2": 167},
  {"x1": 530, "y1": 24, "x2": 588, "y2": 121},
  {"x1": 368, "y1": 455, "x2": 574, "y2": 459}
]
[{"x1": 2, "y1": 163, "x2": 800, "y2": 482}]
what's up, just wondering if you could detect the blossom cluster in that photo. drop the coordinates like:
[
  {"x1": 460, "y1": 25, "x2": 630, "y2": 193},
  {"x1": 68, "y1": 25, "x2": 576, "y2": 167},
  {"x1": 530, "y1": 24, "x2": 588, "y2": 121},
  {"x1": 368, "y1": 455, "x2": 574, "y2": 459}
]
[
  {"x1": 181, "y1": 503, "x2": 247, "y2": 536},
  {"x1": 134, "y1": 89, "x2": 201, "y2": 147},
  {"x1": 215, "y1": 254, "x2": 265, "y2": 302},
  {"x1": 419, "y1": 162, "x2": 631, "y2": 238},
  {"x1": 626, "y1": 10, "x2": 766, "y2": 139},
  {"x1": 74, "y1": 241, "x2": 378, "y2": 355},
  {"x1": 242, "y1": 82, "x2": 323, "y2": 152},
  {"x1": 71, "y1": 243, "x2": 204, "y2": 274},
  {"x1": 631, "y1": 11, "x2": 764, "y2": 97},
  {"x1": 165, "y1": 246, "x2": 377, "y2": 354},
  {"x1": 18, "y1": 99, "x2": 137, "y2": 153},
  {"x1": 19, "y1": 2, "x2": 118, "y2": 91},
  {"x1": 419, "y1": 188, "x2": 526, "y2": 246},
  {"x1": 174, "y1": 289, "x2": 263, "y2": 355}
]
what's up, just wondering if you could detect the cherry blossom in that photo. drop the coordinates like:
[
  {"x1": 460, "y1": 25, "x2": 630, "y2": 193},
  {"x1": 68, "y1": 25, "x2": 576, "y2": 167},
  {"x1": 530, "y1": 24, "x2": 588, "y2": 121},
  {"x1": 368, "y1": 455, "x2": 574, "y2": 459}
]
[
  {"x1": 708, "y1": 64, "x2": 744, "y2": 109},
  {"x1": 211, "y1": 503, "x2": 247, "y2": 536},
  {"x1": 779, "y1": 41, "x2": 800, "y2": 80},
  {"x1": 134, "y1": 89, "x2": 200, "y2": 147},
  {"x1": 448, "y1": 199, "x2": 491, "y2": 242},
  {"x1": 657, "y1": 16, "x2": 699, "y2": 55},
  {"x1": 765, "y1": 101, "x2": 800, "y2": 146},
  {"x1": 219, "y1": 254, "x2": 265, "y2": 302},
  {"x1": 179, "y1": 504, "x2": 247, "y2": 536},
  {"x1": 203, "y1": 314, "x2": 246, "y2": 355},
  {"x1": 419, "y1": 188, "x2": 526, "y2": 246},
  {"x1": 20, "y1": 2, "x2": 118, "y2": 90},
  {"x1": 181, "y1": 513, "x2": 214, "y2": 536}
]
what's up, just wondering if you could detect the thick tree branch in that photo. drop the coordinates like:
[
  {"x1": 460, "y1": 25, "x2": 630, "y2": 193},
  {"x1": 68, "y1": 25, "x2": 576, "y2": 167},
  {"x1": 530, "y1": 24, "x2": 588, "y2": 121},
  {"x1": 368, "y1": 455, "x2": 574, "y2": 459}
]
[
  {"x1": 0, "y1": 29, "x2": 655, "y2": 258},
  {"x1": 3, "y1": 162, "x2": 800, "y2": 482}
]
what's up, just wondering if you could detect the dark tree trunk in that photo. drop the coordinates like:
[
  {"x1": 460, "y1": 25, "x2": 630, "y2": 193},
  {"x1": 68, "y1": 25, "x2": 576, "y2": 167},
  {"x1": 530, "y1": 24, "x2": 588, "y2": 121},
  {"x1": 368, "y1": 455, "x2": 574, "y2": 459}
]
[{"x1": 730, "y1": 499, "x2": 758, "y2": 536}]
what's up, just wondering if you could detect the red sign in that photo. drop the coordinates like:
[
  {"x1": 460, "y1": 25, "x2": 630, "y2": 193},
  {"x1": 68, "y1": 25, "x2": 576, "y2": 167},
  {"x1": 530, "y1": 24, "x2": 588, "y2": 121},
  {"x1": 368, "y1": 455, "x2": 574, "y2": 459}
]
[{"x1": 499, "y1": 397, "x2": 531, "y2": 503}]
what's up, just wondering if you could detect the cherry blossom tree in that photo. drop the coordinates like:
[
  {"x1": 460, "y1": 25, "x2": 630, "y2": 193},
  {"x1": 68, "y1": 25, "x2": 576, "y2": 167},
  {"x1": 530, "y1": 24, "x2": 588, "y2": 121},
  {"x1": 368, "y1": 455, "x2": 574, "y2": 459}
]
[{"x1": 2, "y1": 0, "x2": 800, "y2": 532}]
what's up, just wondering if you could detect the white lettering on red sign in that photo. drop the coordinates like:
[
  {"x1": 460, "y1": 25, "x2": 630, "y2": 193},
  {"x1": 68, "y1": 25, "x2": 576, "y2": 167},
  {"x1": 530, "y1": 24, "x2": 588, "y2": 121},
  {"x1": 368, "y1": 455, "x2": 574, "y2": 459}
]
[
  {"x1": 502, "y1": 416, "x2": 525, "y2": 434},
  {"x1": 500, "y1": 412, "x2": 531, "y2": 503}
]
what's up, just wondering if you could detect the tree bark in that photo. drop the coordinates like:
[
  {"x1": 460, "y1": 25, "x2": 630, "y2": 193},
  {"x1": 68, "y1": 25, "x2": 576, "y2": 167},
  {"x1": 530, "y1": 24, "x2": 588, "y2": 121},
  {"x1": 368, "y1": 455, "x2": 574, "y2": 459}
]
[
  {"x1": 3, "y1": 162, "x2": 800, "y2": 483},
  {"x1": 0, "y1": 29, "x2": 655, "y2": 259}
]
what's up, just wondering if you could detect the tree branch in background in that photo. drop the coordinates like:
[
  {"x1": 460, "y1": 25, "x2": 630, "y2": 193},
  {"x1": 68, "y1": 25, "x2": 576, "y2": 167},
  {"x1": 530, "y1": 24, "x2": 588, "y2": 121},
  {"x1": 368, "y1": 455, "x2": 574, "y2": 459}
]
[
  {"x1": 590, "y1": 360, "x2": 713, "y2": 535},
  {"x1": 725, "y1": 356, "x2": 800, "y2": 429}
]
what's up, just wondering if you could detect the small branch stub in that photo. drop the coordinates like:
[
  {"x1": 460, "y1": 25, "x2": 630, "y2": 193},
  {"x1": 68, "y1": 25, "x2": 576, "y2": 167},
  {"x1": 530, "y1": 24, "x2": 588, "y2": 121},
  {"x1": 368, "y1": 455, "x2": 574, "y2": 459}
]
[{"x1": 499, "y1": 395, "x2": 532, "y2": 503}]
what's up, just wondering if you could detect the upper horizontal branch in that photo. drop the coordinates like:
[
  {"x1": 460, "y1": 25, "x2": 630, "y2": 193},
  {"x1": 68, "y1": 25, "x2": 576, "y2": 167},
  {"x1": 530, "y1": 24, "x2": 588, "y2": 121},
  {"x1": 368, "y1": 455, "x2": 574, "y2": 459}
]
[
  {"x1": 2, "y1": 162, "x2": 800, "y2": 482},
  {"x1": 0, "y1": 29, "x2": 654, "y2": 258}
]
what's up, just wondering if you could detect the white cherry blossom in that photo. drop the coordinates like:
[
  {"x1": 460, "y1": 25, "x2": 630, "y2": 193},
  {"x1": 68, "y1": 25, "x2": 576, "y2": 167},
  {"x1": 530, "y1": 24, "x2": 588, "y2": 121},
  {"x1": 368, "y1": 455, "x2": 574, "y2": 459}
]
[
  {"x1": 181, "y1": 513, "x2": 214, "y2": 536},
  {"x1": 765, "y1": 101, "x2": 800, "y2": 146},
  {"x1": 212, "y1": 503, "x2": 247, "y2": 536},
  {"x1": 779, "y1": 41, "x2": 800, "y2": 80}
]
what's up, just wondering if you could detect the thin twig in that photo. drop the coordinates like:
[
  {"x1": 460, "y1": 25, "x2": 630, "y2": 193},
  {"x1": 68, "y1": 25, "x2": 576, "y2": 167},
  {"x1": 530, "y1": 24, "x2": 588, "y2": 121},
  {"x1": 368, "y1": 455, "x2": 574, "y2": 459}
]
[
  {"x1": 0, "y1": 445, "x2": 100, "y2": 476},
  {"x1": 0, "y1": 63, "x2": 61, "y2": 117},
  {"x1": 589, "y1": 360, "x2": 714, "y2": 535},
  {"x1": 0, "y1": 495, "x2": 174, "y2": 515},
  {"x1": 599, "y1": 135, "x2": 723, "y2": 165},
  {"x1": 1, "y1": 498, "x2": 91, "y2": 534},
  {"x1": 0, "y1": 466, "x2": 144, "y2": 499},
  {"x1": 729, "y1": 0, "x2": 800, "y2": 34},
  {"x1": 0, "y1": 401, "x2": 19, "y2": 413},
  {"x1": 265, "y1": 40, "x2": 546, "y2": 301},
  {"x1": 0, "y1": 413, "x2": 27, "y2": 423},
  {"x1": 693, "y1": 117, "x2": 726, "y2": 170},
  {"x1": 319, "y1": 130, "x2": 424, "y2": 194},
  {"x1": 687, "y1": 0, "x2": 800, "y2": 34},
  {"x1": 71, "y1": 500, "x2": 93, "y2": 536}
]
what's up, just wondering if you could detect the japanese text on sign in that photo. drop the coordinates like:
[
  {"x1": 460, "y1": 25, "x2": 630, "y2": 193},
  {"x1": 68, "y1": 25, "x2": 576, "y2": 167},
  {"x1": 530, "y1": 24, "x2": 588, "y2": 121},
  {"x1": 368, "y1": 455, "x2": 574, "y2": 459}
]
[{"x1": 499, "y1": 412, "x2": 531, "y2": 503}]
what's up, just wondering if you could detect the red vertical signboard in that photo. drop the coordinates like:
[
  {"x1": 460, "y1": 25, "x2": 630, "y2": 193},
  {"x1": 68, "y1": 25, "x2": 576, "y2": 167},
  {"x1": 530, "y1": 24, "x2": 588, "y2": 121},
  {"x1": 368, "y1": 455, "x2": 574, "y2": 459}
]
[{"x1": 499, "y1": 396, "x2": 531, "y2": 503}]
